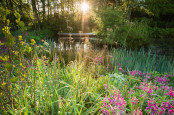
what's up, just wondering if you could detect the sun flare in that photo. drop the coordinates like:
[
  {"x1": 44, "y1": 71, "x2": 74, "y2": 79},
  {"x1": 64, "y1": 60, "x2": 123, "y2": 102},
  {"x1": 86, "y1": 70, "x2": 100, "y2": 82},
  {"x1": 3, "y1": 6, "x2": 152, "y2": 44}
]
[{"x1": 81, "y1": 2, "x2": 89, "y2": 13}]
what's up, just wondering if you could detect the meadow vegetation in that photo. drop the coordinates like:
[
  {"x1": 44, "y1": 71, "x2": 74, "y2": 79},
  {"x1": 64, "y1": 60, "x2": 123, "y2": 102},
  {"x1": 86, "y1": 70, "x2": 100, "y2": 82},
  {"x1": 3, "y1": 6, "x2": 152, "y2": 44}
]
[{"x1": 0, "y1": 1, "x2": 174, "y2": 115}]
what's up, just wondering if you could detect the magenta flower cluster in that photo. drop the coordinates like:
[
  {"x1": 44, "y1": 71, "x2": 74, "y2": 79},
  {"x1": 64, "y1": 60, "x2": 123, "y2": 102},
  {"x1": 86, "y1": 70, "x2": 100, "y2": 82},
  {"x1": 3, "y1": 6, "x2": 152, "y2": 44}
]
[
  {"x1": 146, "y1": 100, "x2": 174, "y2": 115},
  {"x1": 94, "y1": 56, "x2": 103, "y2": 64},
  {"x1": 145, "y1": 100, "x2": 165, "y2": 115},
  {"x1": 135, "y1": 82, "x2": 158, "y2": 95},
  {"x1": 155, "y1": 76, "x2": 169, "y2": 85},
  {"x1": 101, "y1": 84, "x2": 127, "y2": 115},
  {"x1": 133, "y1": 109, "x2": 143, "y2": 115},
  {"x1": 130, "y1": 96, "x2": 139, "y2": 105},
  {"x1": 115, "y1": 66, "x2": 174, "y2": 115}
]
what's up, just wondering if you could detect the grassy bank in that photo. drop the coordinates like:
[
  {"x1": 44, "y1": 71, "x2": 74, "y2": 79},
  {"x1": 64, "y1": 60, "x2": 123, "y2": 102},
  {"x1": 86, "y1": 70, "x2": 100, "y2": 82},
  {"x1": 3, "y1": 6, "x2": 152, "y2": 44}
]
[{"x1": 0, "y1": 37, "x2": 174, "y2": 114}]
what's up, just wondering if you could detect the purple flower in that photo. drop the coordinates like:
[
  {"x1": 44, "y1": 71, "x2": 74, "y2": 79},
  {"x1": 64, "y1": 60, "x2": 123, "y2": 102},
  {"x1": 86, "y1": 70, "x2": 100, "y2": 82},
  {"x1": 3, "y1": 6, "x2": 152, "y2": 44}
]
[
  {"x1": 130, "y1": 96, "x2": 139, "y2": 105},
  {"x1": 162, "y1": 102, "x2": 173, "y2": 109},
  {"x1": 158, "y1": 107, "x2": 165, "y2": 114}
]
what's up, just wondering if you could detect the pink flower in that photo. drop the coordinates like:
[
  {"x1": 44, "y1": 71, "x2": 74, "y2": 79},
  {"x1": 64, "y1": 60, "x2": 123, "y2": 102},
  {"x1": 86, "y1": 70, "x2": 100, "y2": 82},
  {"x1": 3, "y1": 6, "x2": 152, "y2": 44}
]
[
  {"x1": 104, "y1": 84, "x2": 108, "y2": 89},
  {"x1": 158, "y1": 107, "x2": 165, "y2": 114},
  {"x1": 162, "y1": 102, "x2": 172, "y2": 109},
  {"x1": 107, "y1": 64, "x2": 110, "y2": 69},
  {"x1": 168, "y1": 90, "x2": 174, "y2": 97},
  {"x1": 169, "y1": 109, "x2": 174, "y2": 115},
  {"x1": 128, "y1": 90, "x2": 135, "y2": 94},
  {"x1": 130, "y1": 96, "x2": 139, "y2": 105},
  {"x1": 134, "y1": 109, "x2": 143, "y2": 115}
]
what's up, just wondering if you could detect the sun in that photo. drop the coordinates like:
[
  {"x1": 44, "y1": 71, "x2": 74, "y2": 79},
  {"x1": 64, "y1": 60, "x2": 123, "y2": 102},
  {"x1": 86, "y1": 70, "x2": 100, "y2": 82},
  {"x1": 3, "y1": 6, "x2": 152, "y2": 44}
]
[{"x1": 81, "y1": 2, "x2": 89, "y2": 13}]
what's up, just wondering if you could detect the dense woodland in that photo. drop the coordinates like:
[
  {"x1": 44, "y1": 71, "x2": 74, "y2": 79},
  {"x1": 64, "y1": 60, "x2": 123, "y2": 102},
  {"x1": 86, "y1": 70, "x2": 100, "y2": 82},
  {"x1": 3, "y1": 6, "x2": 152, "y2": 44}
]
[
  {"x1": 1, "y1": 0, "x2": 174, "y2": 41},
  {"x1": 0, "y1": 0, "x2": 174, "y2": 115}
]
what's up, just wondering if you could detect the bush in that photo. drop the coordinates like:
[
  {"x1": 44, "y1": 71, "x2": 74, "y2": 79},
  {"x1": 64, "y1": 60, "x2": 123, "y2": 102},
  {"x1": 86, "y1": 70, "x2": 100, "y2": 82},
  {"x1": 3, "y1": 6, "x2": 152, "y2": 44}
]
[{"x1": 98, "y1": 7, "x2": 150, "y2": 49}]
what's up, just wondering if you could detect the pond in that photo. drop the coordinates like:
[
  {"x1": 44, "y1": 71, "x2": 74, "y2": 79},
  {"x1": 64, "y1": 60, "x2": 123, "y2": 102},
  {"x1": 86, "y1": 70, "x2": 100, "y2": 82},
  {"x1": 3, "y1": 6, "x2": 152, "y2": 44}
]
[
  {"x1": 52, "y1": 36, "x2": 174, "y2": 65},
  {"x1": 52, "y1": 37, "x2": 111, "y2": 64}
]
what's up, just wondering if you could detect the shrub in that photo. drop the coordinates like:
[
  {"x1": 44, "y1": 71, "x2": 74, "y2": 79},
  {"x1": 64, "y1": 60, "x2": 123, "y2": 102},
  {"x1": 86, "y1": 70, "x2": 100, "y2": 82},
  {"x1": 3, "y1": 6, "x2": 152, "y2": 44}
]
[{"x1": 98, "y1": 7, "x2": 150, "y2": 48}]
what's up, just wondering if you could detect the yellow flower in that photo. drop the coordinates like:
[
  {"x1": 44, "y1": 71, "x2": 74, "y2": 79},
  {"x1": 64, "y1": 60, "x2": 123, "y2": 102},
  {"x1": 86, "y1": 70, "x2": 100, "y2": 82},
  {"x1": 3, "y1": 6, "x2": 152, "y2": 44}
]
[
  {"x1": 20, "y1": 41, "x2": 24, "y2": 45},
  {"x1": 0, "y1": 41, "x2": 4, "y2": 46},
  {"x1": 31, "y1": 39, "x2": 36, "y2": 45},
  {"x1": 2, "y1": 26, "x2": 10, "y2": 33},
  {"x1": 19, "y1": 63, "x2": 26, "y2": 69},
  {"x1": 18, "y1": 35, "x2": 23, "y2": 41},
  {"x1": 26, "y1": 45, "x2": 32, "y2": 53},
  {"x1": 13, "y1": 51, "x2": 19, "y2": 56},
  {"x1": 1, "y1": 55, "x2": 9, "y2": 62},
  {"x1": 1, "y1": 82, "x2": 6, "y2": 87}
]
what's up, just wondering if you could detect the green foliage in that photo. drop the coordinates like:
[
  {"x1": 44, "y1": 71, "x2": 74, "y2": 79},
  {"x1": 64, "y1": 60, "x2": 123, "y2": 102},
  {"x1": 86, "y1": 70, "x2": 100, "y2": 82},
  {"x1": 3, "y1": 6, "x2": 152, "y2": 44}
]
[
  {"x1": 110, "y1": 48, "x2": 174, "y2": 73},
  {"x1": 98, "y1": 7, "x2": 150, "y2": 48},
  {"x1": 23, "y1": 29, "x2": 53, "y2": 42},
  {"x1": 149, "y1": 27, "x2": 174, "y2": 39}
]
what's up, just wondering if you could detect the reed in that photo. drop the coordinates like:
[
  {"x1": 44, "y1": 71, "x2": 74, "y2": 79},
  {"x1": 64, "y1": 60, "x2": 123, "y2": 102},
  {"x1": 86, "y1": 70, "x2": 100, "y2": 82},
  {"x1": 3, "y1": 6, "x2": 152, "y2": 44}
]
[{"x1": 110, "y1": 48, "x2": 174, "y2": 74}]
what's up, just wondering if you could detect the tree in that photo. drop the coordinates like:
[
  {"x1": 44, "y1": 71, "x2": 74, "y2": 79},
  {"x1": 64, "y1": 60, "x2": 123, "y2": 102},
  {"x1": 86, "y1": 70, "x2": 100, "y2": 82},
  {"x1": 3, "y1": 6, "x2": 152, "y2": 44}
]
[{"x1": 31, "y1": 0, "x2": 41, "y2": 29}]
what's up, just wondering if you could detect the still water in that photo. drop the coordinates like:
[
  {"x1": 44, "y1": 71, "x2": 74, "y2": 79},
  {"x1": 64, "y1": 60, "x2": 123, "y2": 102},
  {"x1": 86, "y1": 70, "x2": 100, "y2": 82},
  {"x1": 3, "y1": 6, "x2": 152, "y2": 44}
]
[{"x1": 52, "y1": 37, "x2": 174, "y2": 64}]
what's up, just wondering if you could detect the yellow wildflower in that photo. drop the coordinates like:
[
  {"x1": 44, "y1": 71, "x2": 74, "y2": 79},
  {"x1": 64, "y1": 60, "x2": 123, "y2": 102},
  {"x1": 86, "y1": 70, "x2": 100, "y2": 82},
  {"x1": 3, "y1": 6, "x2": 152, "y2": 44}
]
[
  {"x1": 13, "y1": 51, "x2": 19, "y2": 56},
  {"x1": 26, "y1": 45, "x2": 32, "y2": 53},
  {"x1": 2, "y1": 26, "x2": 10, "y2": 33},
  {"x1": 19, "y1": 63, "x2": 26, "y2": 69},
  {"x1": 0, "y1": 41, "x2": 4, "y2": 46},
  {"x1": 18, "y1": 35, "x2": 23, "y2": 41},
  {"x1": 2, "y1": 55, "x2": 9, "y2": 62},
  {"x1": 20, "y1": 41, "x2": 24, "y2": 45},
  {"x1": 1, "y1": 82, "x2": 6, "y2": 87},
  {"x1": 31, "y1": 39, "x2": 36, "y2": 45}
]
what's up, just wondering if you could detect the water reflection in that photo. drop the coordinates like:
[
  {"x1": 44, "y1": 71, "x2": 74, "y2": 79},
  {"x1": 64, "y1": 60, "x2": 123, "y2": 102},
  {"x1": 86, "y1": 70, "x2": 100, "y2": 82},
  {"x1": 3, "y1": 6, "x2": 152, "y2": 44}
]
[
  {"x1": 55, "y1": 37, "x2": 93, "y2": 52},
  {"x1": 53, "y1": 37, "x2": 174, "y2": 64}
]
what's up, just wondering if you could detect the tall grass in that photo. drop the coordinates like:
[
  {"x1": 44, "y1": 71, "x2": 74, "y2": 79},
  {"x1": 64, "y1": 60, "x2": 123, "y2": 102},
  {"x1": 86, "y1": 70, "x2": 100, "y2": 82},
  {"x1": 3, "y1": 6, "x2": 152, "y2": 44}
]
[
  {"x1": 110, "y1": 48, "x2": 174, "y2": 74},
  {"x1": 1, "y1": 39, "x2": 174, "y2": 114},
  {"x1": 6, "y1": 57, "x2": 113, "y2": 114}
]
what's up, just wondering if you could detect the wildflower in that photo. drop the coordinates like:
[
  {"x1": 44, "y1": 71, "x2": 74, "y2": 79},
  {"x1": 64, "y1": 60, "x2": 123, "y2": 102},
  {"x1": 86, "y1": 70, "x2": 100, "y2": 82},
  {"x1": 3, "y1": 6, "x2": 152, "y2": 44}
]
[
  {"x1": 146, "y1": 76, "x2": 151, "y2": 79},
  {"x1": 167, "y1": 90, "x2": 174, "y2": 97},
  {"x1": 0, "y1": 55, "x2": 9, "y2": 62},
  {"x1": 107, "y1": 64, "x2": 109, "y2": 69},
  {"x1": 158, "y1": 107, "x2": 165, "y2": 114},
  {"x1": 101, "y1": 87, "x2": 127, "y2": 114},
  {"x1": 26, "y1": 45, "x2": 32, "y2": 53},
  {"x1": 147, "y1": 73, "x2": 151, "y2": 76},
  {"x1": 31, "y1": 39, "x2": 36, "y2": 45},
  {"x1": 119, "y1": 68, "x2": 122, "y2": 71},
  {"x1": 140, "y1": 94, "x2": 145, "y2": 97},
  {"x1": 130, "y1": 96, "x2": 139, "y2": 105},
  {"x1": 0, "y1": 41, "x2": 4, "y2": 46},
  {"x1": 162, "y1": 102, "x2": 172, "y2": 109},
  {"x1": 169, "y1": 109, "x2": 174, "y2": 115},
  {"x1": 1, "y1": 82, "x2": 6, "y2": 87},
  {"x1": 2, "y1": 26, "x2": 10, "y2": 33},
  {"x1": 133, "y1": 109, "x2": 143, "y2": 115},
  {"x1": 20, "y1": 41, "x2": 24, "y2": 45},
  {"x1": 128, "y1": 90, "x2": 135, "y2": 94},
  {"x1": 13, "y1": 51, "x2": 19, "y2": 56},
  {"x1": 104, "y1": 84, "x2": 108, "y2": 89},
  {"x1": 18, "y1": 35, "x2": 23, "y2": 41}
]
